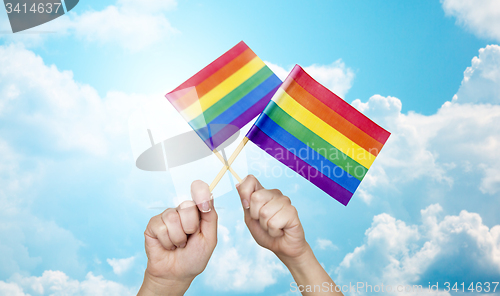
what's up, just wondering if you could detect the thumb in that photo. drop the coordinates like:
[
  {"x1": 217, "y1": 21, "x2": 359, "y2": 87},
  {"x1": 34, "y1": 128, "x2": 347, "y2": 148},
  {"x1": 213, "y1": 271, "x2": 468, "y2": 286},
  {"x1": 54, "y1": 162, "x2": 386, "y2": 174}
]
[
  {"x1": 191, "y1": 180, "x2": 218, "y2": 243},
  {"x1": 236, "y1": 175, "x2": 263, "y2": 210}
]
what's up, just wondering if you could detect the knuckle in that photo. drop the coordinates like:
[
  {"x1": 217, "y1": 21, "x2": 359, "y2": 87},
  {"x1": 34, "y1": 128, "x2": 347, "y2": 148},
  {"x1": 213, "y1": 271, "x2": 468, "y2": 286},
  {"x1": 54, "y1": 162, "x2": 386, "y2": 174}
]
[
  {"x1": 145, "y1": 221, "x2": 154, "y2": 233},
  {"x1": 259, "y1": 220, "x2": 268, "y2": 231},
  {"x1": 183, "y1": 223, "x2": 198, "y2": 234},
  {"x1": 240, "y1": 188, "x2": 252, "y2": 199},
  {"x1": 259, "y1": 207, "x2": 272, "y2": 220},
  {"x1": 164, "y1": 210, "x2": 180, "y2": 225},
  {"x1": 270, "y1": 189, "x2": 283, "y2": 196},
  {"x1": 259, "y1": 209, "x2": 269, "y2": 220},
  {"x1": 268, "y1": 218, "x2": 279, "y2": 230},
  {"x1": 246, "y1": 174, "x2": 257, "y2": 183},
  {"x1": 158, "y1": 224, "x2": 168, "y2": 234},
  {"x1": 250, "y1": 209, "x2": 260, "y2": 220},
  {"x1": 178, "y1": 200, "x2": 196, "y2": 210},
  {"x1": 251, "y1": 190, "x2": 265, "y2": 203},
  {"x1": 281, "y1": 195, "x2": 291, "y2": 204},
  {"x1": 251, "y1": 191, "x2": 261, "y2": 203}
]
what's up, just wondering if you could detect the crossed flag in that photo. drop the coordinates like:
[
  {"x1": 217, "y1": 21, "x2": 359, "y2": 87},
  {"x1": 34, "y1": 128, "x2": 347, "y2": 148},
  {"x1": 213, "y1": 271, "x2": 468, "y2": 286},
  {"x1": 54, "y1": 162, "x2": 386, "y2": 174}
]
[{"x1": 165, "y1": 41, "x2": 390, "y2": 206}]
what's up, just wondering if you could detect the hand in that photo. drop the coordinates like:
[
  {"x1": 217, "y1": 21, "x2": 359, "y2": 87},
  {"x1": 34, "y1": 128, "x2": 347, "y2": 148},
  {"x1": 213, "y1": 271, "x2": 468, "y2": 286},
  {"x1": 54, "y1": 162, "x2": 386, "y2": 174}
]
[
  {"x1": 236, "y1": 175, "x2": 343, "y2": 296},
  {"x1": 138, "y1": 180, "x2": 217, "y2": 296},
  {"x1": 236, "y1": 175, "x2": 309, "y2": 262}
]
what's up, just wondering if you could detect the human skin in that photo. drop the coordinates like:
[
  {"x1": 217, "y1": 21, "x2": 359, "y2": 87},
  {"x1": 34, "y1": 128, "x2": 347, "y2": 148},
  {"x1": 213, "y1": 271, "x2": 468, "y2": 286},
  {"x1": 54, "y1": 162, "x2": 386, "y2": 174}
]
[
  {"x1": 138, "y1": 180, "x2": 217, "y2": 296},
  {"x1": 236, "y1": 175, "x2": 344, "y2": 296},
  {"x1": 138, "y1": 176, "x2": 343, "y2": 296}
]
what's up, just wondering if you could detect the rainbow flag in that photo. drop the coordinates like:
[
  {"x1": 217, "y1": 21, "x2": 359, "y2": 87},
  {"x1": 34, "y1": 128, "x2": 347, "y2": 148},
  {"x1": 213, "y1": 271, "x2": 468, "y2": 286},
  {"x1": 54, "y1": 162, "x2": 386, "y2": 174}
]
[
  {"x1": 246, "y1": 65, "x2": 390, "y2": 205},
  {"x1": 166, "y1": 41, "x2": 282, "y2": 151}
]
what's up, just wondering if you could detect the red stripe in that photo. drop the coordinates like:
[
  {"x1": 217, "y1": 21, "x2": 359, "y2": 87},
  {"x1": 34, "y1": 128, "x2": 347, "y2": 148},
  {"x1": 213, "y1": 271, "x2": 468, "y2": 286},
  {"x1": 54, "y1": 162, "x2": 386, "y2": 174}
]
[
  {"x1": 283, "y1": 79, "x2": 384, "y2": 155},
  {"x1": 169, "y1": 41, "x2": 249, "y2": 95},
  {"x1": 168, "y1": 48, "x2": 257, "y2": 111},
  {"x1": 288, "y1": 65, "x2": 391, "y2": 145}
]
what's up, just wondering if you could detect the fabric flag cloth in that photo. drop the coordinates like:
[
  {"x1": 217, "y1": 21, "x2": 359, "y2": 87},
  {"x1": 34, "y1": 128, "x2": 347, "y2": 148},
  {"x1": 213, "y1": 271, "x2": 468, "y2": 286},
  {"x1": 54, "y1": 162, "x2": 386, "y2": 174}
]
[
  {"x1": 166, "y1": 41, "x2": 282, "y2": 151},
  {"x1": 246, "y1": 65, "x2": 391, "y2": 206}
]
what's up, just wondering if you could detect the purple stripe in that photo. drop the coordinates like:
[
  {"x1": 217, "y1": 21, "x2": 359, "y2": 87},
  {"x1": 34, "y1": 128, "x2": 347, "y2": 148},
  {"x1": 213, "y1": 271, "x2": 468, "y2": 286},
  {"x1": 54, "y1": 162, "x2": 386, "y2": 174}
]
[
  {"x1": 204, "y1": 85, "x2": 280, "y2": 149},
  {"x1": 247, "y1": 126, "x2": 353, "y2": 206}
]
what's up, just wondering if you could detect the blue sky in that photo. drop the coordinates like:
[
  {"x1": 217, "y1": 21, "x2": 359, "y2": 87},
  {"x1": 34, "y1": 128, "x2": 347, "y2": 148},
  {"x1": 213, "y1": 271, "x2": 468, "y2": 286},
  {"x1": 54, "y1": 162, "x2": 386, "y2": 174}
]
[{"x1": 1, "y1": 0, "x2": 500, "y2": 295}]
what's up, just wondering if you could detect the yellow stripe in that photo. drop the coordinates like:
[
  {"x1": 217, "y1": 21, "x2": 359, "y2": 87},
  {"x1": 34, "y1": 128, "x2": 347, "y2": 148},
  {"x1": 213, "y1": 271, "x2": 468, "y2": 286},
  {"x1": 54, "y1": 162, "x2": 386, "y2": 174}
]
[
  {"x1": 273, "y1": 89, "x2": 375, "y2": 169},
  {"x1": 181, "y1": 57, "x2": 266, "y2": 120}
]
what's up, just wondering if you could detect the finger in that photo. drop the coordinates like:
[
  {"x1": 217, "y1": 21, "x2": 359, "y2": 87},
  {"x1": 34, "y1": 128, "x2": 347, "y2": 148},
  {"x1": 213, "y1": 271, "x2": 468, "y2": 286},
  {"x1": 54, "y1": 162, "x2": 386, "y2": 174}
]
[
  {"x1": 237, "y1": 175, "x2": 264, "y2": 210},
  {"x1": 258, "y1": 195, "x2": 290, "y2": 232},
  {"x1": 191, "y1": 180, "x2": 212, "y2": 213},
  {"x1": 177, "y1": 200, "x2": 200, "y2": 235},
  {"x1": 162, "y1": 209, "x2": 188, "y2": 248},
  {"x1": 249, "y1": 189, "x2": 282, "y2": 220},
  {"x1": 145, "y1": 214, "x2": 175, "y2": 251},
  {"x1": 267, "y1": 205, "x2": 298, "y2": 238},
  {"x1": 191, "y1": 180, "x2": 218, "y2": 245}
]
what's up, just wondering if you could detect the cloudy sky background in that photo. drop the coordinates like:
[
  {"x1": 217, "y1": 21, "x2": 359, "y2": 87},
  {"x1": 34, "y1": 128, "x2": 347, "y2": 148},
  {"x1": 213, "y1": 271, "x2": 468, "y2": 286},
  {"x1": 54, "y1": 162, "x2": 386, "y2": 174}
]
[{"x1": 1, "y1": 0, "x2": 500, "y2": 295}]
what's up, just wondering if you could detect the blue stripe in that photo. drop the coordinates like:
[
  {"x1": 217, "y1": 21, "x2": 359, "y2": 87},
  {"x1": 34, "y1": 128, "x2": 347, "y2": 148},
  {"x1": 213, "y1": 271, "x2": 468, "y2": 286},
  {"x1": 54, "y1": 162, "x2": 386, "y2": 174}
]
[
  {"x1": 255, "y1": 113, "x2": 361, "y2": 193},
  {"x1": 193, "y1": 74, "x2": 281, "y2": 142},
  {"x1": 210, "y1": 74, "x2": 281, "y2": 125}
]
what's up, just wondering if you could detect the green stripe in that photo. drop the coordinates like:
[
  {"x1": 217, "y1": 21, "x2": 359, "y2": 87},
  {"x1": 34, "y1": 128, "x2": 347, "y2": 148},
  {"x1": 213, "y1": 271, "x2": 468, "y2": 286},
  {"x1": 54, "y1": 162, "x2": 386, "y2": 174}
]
[
  {"x1": 265, "y1": 101, "x2": 367, "y2": 181},
  {"x1": 189, "y1": 66, "x2": 273, "y2": 129}
]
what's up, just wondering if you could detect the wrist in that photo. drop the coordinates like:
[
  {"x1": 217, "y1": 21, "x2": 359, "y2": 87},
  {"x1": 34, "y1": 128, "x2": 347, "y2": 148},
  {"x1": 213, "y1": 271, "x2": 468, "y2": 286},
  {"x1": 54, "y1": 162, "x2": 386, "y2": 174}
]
[
  {"x1": 138, "y1": 270, "x2": 194, "y2": 296},
  {"x1": 277, "y1": 243, "x2": 316, "y2": 273}
]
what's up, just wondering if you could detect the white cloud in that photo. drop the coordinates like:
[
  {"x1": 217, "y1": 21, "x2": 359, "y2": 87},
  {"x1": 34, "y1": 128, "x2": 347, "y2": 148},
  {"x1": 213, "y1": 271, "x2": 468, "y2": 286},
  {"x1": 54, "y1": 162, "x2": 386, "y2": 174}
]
[
  {"x1": 453, "y1": 45, "x2": 500, "y2": 104},
  {"x1": 0, "y1": 136, "x2": 85, "y2": 278},
  {"x1": 316, "y1": 238, "x2": 339, "y2": 251},
  {"x1": 71, "y1": 0, "x2": 178, "y2": 52},
  {"x1": 0, "y1": 42, "x2": 249, "y2": 289},
  {"x1": 266, "y1": 62, "x2": 291, "y2": 82},
  {"x1": 204, "y1": 221, "x2": 287, "y2": 292},
  {"x1": 0, "y1": 281, "x2": 26, "y2": 296},
  {"x1": 266, "y1": 60, "x2": 355, "y2": 98},
  {"x1": 356, "y1": 189, "x2": 374, "y2": 205},
  {"x1": 350, "y1": 45, "x2": 500, "y2": 200},
  {"x1": 335, "y1": 204, "x2": 500, "y2": 296},
  {"x1": 0, "y1": 43, "x2": 155, "y2": 279},
  {"x1": 441, "y1": 0, "x2": 500, "y2": 42},
  {"x1": 352, "y1": 94, "x2": 453, "y2": 187},
  {"x1": 107, "y1": 256, "x2": 136, "y2": 276},
  {"x1": 1, "y1": 270, "x2": 135, "y2": 296},
  {"x1": 0, "y1": 0, "x2": 178, "y2": 51},
  {"x1": 0, "y1": 43, "x2": 151, "y2": 157},
  {"x1": 354, "y1": 94, "x2": 500, "y2": 196},
  {"x1": 303, "y1": 62, "x2": 355, "y2": 99}
]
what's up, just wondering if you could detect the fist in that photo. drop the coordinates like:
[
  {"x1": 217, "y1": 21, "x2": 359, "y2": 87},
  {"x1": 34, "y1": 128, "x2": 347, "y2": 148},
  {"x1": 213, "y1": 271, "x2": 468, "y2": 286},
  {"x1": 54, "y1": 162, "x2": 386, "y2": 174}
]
[
  {"x1": 142, "y1": 180, "x2": 217, "y2": 293},
  {"x1": 236, "y1": 175, "x2": 308, "y2": 261}
]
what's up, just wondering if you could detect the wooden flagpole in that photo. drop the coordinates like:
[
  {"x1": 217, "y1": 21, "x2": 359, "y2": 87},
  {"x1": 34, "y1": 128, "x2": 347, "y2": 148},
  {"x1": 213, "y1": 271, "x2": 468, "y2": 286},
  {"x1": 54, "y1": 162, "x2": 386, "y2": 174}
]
[
  {"x1": 213, "y1": 149, "x2": 242, "y2": 182},
  {"x1": 209, "y1": 137, "x2": 249, "y2": 192}
]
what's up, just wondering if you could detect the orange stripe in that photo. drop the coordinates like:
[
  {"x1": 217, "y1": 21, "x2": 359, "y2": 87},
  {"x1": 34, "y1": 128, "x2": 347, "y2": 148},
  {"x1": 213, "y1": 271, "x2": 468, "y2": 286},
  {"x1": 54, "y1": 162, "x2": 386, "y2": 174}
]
[
  {"x1": 285, "y1": 79, "x2": 384, "y2": 156},
  {"x1": 173, "y1": 48, "x2": 257, "y2": 111}
]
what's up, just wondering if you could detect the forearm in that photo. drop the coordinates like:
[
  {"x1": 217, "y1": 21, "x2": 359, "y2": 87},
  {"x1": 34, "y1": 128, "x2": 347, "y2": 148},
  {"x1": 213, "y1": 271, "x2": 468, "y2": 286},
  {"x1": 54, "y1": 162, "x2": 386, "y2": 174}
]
[
  {"x1": 279, "y1": 244, "x2": 343, "y2": 296},
  {"x1": 137, "y1": 270, "x2": 192, "y2": 296}
]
